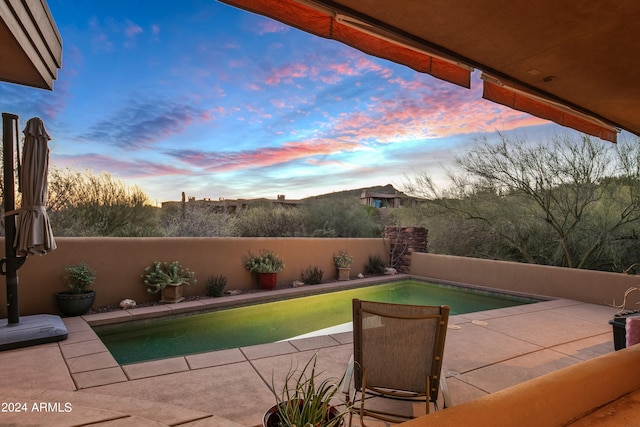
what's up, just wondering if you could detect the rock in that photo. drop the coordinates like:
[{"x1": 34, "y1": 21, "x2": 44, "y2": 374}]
[
  {"x1": 357, "y1": 273, "x2": 364, "y2": 279},
  {"x1": 384, "y1": 268, "x2": 398, "y2": 275},
  {"x1": 292, "y1": 280, "x2": 305, "y2": 288},
  {"x1": 120, "y1": 299, "x2": 137, "y2": 309}
]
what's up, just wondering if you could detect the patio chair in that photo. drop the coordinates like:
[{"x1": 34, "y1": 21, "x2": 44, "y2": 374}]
[{"x1": 345, "y1": 299, "x2": 450, "y2": 426}]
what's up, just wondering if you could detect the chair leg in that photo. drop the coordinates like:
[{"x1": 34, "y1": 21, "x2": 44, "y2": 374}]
[
  {"x1": 425, "y1": 376, "x2": 430, "y2": 415},
  {"x1": 440, "y1": 375, "x2": 452, "y2": 409}
]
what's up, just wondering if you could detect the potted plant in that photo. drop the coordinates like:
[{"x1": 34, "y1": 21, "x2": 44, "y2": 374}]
[
  {"x1": 142, "y1": 261, "x2": 196, "y2": 303},
  {"x1": 263, "y1": 353, "x2": 349, "y2": 427},
  {"x1": 244, "y1": 250, "x2": 285, "y2": 290},
  {"x1": 609, "y1": 263, "x2": 640, "y2": 350},
  {"x1": 55, "y1": 263, "x2": 96, "y2": 316},
  {"x1": 333, "y1": 250, "x2": 353, "y2": 281}
]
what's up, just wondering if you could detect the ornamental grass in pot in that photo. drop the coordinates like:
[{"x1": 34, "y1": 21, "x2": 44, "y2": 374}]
[{"x1": 264, "y1": 353, "x2": 349, "y2": 427}]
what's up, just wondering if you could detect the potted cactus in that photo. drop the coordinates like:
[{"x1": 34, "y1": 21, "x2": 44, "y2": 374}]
[
  {"x1": 333, "y1": 250, "x2": 353, "y2": 281},
  {"x1": 142, "y1": 261, "x2": 196, "y2": 303},
  {"x1": 244, "y1": 250, "x2": 285, "y2": 290}
]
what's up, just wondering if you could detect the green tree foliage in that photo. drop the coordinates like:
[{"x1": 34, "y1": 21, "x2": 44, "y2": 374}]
[
  {"x1": 47, "y1": 167, "x2": 160, "y2": 236},
  {"x1": 236, "y1": 203, "x2": 304, "y2": 237},
  {"x1": 399, "y1": 133, "x2": 640, "y2": 272},
  {"x1": 301, "y1": 197, "x2": 383, "y2": 237}
]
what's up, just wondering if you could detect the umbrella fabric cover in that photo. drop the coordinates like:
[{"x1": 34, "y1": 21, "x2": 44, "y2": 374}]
[{"x1": 14, "y1": 117, "x2": 57, "y2": 256}]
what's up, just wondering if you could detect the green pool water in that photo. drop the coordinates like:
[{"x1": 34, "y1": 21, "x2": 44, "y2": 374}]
[{"x1": 94, "y1": 280, "x2": 538, "y2": 364}]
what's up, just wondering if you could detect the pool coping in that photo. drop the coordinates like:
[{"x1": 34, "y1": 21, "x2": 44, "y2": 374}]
[{"x1": 81, "y1": 273, "x2": 547, "y2": 327}]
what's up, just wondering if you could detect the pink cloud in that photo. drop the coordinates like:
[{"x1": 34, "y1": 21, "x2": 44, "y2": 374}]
[
  {"x1": 125, "y1": 20, "x2": 143, "y2": 38},
  {"x1": 326, "y1": 75, "x2": 549, "y2": 143},
  {"x1": 171, "y1": 138, "x2": 360, "y2": 172},
  {"x1": 256, "y1": 20, "x2": 289, "y2": 35},
  {"x1": 265, "y1": 62, "x2": 310, "y2": 85}
]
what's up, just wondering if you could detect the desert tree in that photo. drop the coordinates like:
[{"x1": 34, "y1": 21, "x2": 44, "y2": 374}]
[
  {"x1": 235, "y1": 203, "x2": 304, "y2": 237},
  {"x1": 47, "y1": 167, "x2": 160, "y2": 236},
  {"x1": 403, "y1": 133, "x2": 640, "y2": 271},
  {"x1": 160, "y1": 202, "x2": 238, "y2": 237},
  {"x1": 301, "y1": 197, "x2": 383, "y2": 237}
]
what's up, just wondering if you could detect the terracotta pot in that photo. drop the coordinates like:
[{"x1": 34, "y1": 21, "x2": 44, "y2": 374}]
[
  {"x1": 258, "y1": 272, "x2": 278, "y2": 290},
  {"x1": 160, "y1": 282, "x2": 186, "y2": 303},
  {"x1": 337, "y1": 267, "x2": 351, "y2": 281}
]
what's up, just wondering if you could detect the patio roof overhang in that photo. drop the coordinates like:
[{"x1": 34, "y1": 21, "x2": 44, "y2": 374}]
[
  {"x1": 0, "y1": 0, "x2": 62, "y2": 90},
  {"x1": 220, "y1": 0, "x2": 640, "y2": 143}
]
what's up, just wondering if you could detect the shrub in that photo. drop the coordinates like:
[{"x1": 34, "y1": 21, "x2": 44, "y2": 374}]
[
  {"x1": 301, "y1": 266, "x2": 323, "y2": 285},
  {"x1": 64, "y1": 263, "x2": 96, "y2": 293},
  {"x1": 365, "y1": 254, "x2": 387, "y2": 275},
  {"x1": 206, "y1": 275, "x2": 227, "y2": 297}
]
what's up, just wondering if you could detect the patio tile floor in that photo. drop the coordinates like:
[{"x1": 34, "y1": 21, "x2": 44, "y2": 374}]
[{"x1": 0, "y1": 291, "x2": 619, "y2": 426}]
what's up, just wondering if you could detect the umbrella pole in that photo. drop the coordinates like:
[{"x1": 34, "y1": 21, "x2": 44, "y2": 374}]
[{"x1": 2, "y1": 113, "x2": 20, "y2": 325}]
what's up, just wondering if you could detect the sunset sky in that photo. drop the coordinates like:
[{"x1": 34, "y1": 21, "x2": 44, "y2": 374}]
[{"x1": 0, "y1": 0, "x2": 585, "y2": 204}]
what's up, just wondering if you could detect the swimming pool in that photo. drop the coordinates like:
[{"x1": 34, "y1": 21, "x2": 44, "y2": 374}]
[{"x1": 94, "y1": 280, "x2": 539, "y2": 364}]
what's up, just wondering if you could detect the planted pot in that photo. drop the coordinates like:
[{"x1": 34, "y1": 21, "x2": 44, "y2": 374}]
[
  {"x1": 258, "y1": 272, "x2": 278, "y2": 290},
  {"x1": 262, "y1": 401, "x2": 342, "y2": 427},
  {"x1": 160, "y1": 282, "x2": 186, "y2": 303},
  {"x1": 55, "y1": 290, "x2": 96, "y2": 316},
  {"x1": 337, "y1": 267, "x2": 351, "y2": 281},
  {"x1": 609, "y1": 310, "x2": 640, "y2": 350}
]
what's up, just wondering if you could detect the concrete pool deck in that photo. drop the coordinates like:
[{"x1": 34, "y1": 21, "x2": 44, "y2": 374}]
[{"x1": 0, "y1": 278, "x2": 620, "y2": 426}]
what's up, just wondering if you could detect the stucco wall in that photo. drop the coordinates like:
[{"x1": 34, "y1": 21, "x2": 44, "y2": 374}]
[
  {"x1": 4, "y1": 239, "x2": 640, "y2": 318},
  {"x1": 0, "y1": 237, "x2": 388, "y2": 316},
  {"x1": 411, "y1": 252, "x2": 640, "y2": 307}
]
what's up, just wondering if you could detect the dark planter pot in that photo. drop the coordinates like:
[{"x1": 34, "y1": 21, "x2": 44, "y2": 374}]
[
  {"x1": 55, "y1": 290, "x2": 96, "y2": 317},
  {"x1": 258, "y1": 272, "x2": 278, "y2": 290},
  {"x1": 609, "y1": 310, "x2": 640, "y2": 350},
  {"x1": 262, "y1": 401, "x2": 342, "y2": 427}
]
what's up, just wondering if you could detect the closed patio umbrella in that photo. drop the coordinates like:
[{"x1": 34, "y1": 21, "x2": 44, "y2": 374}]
[
  {"x1": 1, "y1": 114, "x2": 65, "y2": 348},
  {"x1": 14, "y1": 117, "x2": 56, "y2": 256}
]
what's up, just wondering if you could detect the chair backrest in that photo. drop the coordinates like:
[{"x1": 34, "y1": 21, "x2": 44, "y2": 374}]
[{"x1": 352, "y1": 299, "x2": 449, "y2": 402}]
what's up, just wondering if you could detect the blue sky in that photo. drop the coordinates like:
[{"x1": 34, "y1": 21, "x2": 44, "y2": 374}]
[{"x1": 0, "y1": 0, "x2": 575, "y2": 204}]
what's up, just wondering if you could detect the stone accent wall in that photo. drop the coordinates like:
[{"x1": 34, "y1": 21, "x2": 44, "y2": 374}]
[{"x1": 384, "y1": 226, "x2": 428, "y2": 273}]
